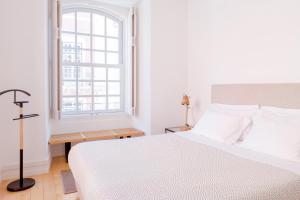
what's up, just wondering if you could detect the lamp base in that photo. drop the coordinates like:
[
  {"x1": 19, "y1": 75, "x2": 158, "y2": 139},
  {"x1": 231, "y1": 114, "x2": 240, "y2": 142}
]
[
  {"x1": 180, "y1": 125, "x2": 192, "y2": 131},
  {"x1": 7, "y1": 178, "x2": 35, "y2": 192}
]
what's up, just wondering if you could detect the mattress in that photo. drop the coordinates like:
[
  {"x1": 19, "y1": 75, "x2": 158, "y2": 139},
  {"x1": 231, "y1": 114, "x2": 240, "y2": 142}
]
[{"x1": 69, "y1": 132, "x2": 300, "y2": 200}]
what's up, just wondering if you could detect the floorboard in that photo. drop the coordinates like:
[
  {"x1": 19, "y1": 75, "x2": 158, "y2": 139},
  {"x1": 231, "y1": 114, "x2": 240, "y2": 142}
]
[{"x1": 0, "y1": 157, "x2": 79, "y2": 200}]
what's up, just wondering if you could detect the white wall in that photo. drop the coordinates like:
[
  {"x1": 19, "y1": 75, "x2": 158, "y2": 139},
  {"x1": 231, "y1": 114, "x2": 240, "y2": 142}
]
[
  {"x1": 93, "y1": 0, "x2": 139, "y2": 7},
  {"x1": 133, "y1": 0, "x2": 152, "y2": 135},
  {"x1": 51, "y1": 116, "x2": 132, "y2": 134},
  {"x1": 150, "y1": 0, "x2": 188, "y2": 134},
  {"x1": 0, "y1": 0, "x2": 50, "y2": 179},
  {"x1": 187, "y1": 0, "x2": 300, "y2": 123},
  {"x1": 134, "y1": 0, "x2": 188, "y2": 135}
]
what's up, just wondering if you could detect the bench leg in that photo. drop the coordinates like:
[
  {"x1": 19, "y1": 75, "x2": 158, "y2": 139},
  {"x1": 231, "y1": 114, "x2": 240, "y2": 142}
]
[{"x1": 65, "y1": 142, "x2": 71, "y2": 163}]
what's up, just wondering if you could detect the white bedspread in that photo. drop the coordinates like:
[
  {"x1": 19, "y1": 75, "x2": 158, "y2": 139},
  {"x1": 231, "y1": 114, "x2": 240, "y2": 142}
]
[{"x1": 69, "y1": 132, "x2": 300, "y2": 200}]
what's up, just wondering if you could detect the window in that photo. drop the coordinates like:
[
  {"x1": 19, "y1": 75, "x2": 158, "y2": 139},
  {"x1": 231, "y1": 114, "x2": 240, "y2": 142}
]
[{"x1": 61, "y1": 8, "x2": 124, "y2": 115}]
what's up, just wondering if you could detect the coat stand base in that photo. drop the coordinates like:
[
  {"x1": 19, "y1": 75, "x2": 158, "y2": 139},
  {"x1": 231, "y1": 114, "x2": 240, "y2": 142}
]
[{"x1": 7, "y1": 178, "x2": 35, "y2": 192}]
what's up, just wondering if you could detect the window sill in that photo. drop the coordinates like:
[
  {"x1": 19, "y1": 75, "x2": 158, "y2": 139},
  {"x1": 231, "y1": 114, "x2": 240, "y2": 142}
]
[{"x1": 59, "y1": 112, "x2": 131, "y2": 121}]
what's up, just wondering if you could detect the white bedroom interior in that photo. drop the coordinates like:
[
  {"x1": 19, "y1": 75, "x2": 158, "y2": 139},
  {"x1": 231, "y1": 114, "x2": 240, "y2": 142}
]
[{"x1": 0, "y1": 0, "x2": 300, "y2": 199}]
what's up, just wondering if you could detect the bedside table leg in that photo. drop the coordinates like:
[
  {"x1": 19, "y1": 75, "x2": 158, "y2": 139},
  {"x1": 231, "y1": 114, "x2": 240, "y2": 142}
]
[{"x1": 65, "y1": 142, "x2": 71, "y2": 163}]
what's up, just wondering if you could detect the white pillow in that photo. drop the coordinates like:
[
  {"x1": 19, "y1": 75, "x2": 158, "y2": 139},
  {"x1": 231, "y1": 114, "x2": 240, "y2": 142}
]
[
  {"x1": 240, "y1": 112, "x2": 300, "y2": 161},
  {"x1": 262, "y1": 106, "x2": 300, "y2": 119},
  {"x1": 193, "y1": 110, "x2": 252, "y2": 144},
  {"x1": 209, "y1": 104, "x2": 259, "y2": 141}
]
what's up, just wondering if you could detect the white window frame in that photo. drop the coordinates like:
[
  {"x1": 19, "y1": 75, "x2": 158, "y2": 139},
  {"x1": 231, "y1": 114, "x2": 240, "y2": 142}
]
[{"x1": 60, "y1": 7, "x2": 125, "y2": 116}]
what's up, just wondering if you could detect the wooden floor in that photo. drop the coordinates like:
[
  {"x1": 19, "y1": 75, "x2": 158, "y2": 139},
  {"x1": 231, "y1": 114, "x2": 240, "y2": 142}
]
[{"x1": 0, "y1": 157, "x2": 78, "y2": 200}]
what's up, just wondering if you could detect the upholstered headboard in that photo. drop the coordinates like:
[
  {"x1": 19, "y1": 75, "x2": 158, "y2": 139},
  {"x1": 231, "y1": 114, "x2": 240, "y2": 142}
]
[{"x1": 211, "y1": 83, "x2": 300, "y2": 109}]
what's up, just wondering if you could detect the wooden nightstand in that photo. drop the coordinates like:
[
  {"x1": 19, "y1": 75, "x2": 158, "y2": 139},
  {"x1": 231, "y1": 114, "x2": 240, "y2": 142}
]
[{"x1": 165, "y1": 126, "x2": 192, "y2": 133}]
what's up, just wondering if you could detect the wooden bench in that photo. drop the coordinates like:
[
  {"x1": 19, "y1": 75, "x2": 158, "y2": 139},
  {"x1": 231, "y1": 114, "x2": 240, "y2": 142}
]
[{"x1": 49, "y1": 128, "x2": 144, "y2": 162}]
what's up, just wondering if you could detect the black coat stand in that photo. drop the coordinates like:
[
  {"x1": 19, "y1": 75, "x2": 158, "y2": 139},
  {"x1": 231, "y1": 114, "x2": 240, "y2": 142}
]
[{"x1": 0, "y1": 89, "x2": 39, "y2": 192}]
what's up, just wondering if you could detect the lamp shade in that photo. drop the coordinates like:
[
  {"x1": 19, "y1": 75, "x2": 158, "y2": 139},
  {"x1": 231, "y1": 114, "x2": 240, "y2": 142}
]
[{"x1": 181, "y1": 95, "x2": 190, "y2": 105}]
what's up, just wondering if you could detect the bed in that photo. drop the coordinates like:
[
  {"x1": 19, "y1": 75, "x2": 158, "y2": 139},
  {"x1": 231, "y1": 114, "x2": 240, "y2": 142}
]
[{"x1": 69, "y1": 83, "x2": 300, "y2": 200}]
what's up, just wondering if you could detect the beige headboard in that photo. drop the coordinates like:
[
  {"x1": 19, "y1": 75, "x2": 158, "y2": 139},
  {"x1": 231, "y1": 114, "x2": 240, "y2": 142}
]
[{"x1": 211, "y1": 83, "x2": 300, "y2": 109}]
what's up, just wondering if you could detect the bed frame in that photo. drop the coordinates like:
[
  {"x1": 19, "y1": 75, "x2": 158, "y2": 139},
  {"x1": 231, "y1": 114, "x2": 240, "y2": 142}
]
[{"x1": 211, "y1": 83, "x2": 300, "y2": 108}]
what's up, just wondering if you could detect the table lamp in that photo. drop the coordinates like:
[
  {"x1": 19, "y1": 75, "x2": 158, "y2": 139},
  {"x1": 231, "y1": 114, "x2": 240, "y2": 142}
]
[{"x1": 181, "y1": 94, "x2": 190, "y2": 127}]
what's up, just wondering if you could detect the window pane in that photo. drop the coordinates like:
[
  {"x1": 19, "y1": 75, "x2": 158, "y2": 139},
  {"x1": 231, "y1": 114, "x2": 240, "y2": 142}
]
[
  {"x1": 108, "y1": 68, "x2": 120, "y2": 81},
  {"x1": 94, "y1": 97, "x2": 106, "y2": 111},
  {"x1": 93, "y1": 14, "x2": 105, "y2": 35},
  {"x1": 94, "y1": 67, "x2": 106, "y2": 80},
  {"x1": 63, "y1": 66, "x2": 77, "y2": 80},
  {"x1": 63, "y1": 81, "x2": 76, "y2": 96},
  {"x1": 61, "y1": 10, "x2": 123, "y2": 115},
  {"x1": 78, "y1": 66, "x2": 92, "y2": 80},
  {"x1": 93, "y1": 51, "x2": 105, "y2": 64},
  {"x1": 107, "y1": 38, "x2": 119, "y2": 52},
  {"x1": 77, "y1": 12, "x2": 90, "y2": 34},
  {"x1": 94, "y1": 82, "x2": 106, "y2": 95},
  {"x1": 106, "y1": 18, "x2": 119, "y2": 37},
  {"x1": 78, "y1": 97, "x2": 92, "y2": 111},
  {"x1": 77, "y1": 50, "x2": 91, "y2": 63},
  {"x1": 77, "y1": 35, "x2": 90, "y2": 49},
  {"x1": 62, "y1": 33, "x2": 75, "y2": 49},
  {"x1": 63, "y1": 49, "x2": 76, "y2": 63},
  {"x1": 78, "y1": 82, "x2": 92, "y2": 95},
  {"x1": 107, "y1": 53, "x2": 119, "y2": 65},
  {"x1": 108, "y1": 82, "x2": 120, "y2": 95},
  {"x1": 108, "y1": 96, "x2": 120, "y2": 110},
  {"x1": 62, "y1": 97, "x2": 77, "y2": 112},
  {"x1": 93, "y1": 37, "x2": 105, "y2": 50},
  {"x1": 62, "y1": 12, "x2": 75, "y2": 32}
]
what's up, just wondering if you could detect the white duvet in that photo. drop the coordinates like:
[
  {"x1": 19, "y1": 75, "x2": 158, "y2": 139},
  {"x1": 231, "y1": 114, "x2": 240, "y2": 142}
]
[{"x1": 69, "y1": 132, "x2": 300, "y2": 200}]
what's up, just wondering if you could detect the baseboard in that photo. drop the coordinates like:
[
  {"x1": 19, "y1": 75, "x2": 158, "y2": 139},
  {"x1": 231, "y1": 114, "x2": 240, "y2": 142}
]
[{"x1": 1, "y1": 157, "x2": 51, "y2": 181}]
